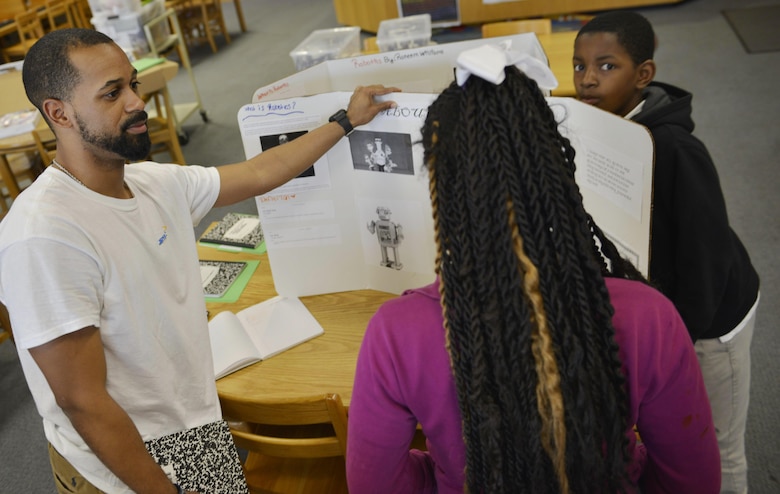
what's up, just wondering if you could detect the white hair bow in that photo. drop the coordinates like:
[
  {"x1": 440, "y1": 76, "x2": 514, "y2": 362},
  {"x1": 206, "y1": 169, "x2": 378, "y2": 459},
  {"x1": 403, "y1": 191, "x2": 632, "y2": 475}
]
[{"x1": 454, "y1": 40, "x2": 558, "y2": 90}]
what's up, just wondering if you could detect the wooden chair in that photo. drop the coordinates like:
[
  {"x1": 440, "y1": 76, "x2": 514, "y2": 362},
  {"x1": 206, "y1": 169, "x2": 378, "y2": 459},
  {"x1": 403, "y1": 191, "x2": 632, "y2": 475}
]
[
  {"x1": 481, "y1": 18, "x2": 553, "y2": 38},
  {"x1": 219, "y1": 393, "x2": 349, "y2": 494},
  {"x1": 0, "y1": 0, "x2": 26, "y2": 22},
  {"x1": 44, "y1": 0, "x2": 75, "y2": 31},
  {"x1": 1, "y1": 9, "x2": 44, "y2": 62},
  {"x1": 0, "y1": 128, "x2": 52, "y2": 212},
  {"x1": 173, "y1": 0, "x2": 231, "y2": 53},
  {"x1": 142, "y1": 85, "x2": 186, "y2": 165},
  {"x1": 67, "y1": 0, "x2": 91, "y2": 29}
]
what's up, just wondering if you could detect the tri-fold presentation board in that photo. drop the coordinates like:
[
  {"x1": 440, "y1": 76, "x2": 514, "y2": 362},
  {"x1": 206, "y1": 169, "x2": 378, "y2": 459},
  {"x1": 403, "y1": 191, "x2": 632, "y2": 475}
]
[
  {"x1": 239, "y1": 35, "x2": 654, "y2": 297},
  {"x1": 252, "y1": 33, "x2": 548, "y2": 103},
  {"x1": 238, "y1": 93, "x2": 653, "y2": 297}
]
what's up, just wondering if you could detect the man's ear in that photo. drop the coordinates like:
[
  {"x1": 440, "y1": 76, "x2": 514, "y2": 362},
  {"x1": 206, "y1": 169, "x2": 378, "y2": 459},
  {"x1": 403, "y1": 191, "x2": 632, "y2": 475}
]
[
  {"x1": 636, "y1": 60, "x2": 656, "y2": 89},
  {"x1": 41, "y1": 98, "x2": 72, "y2": 129}
]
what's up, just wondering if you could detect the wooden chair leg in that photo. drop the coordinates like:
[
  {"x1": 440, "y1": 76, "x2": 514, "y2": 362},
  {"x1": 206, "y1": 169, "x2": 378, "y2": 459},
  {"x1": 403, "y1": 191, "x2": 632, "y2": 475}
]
[
  {"x1": 160, "y1": 87, "x2": 187, "y2": 165},
  {"x1": 232, "y1": 0, "x2": 245, "y2": 32},
  {"x1": 0, "y1": 155, "x2": 21, "y2": 198},
  {"x1": 167, "y1": 127, "x2": 186, "y2": 165},
  {"x1": 216, "y1": 3, "x2": 231, "y2": 44},
  {"x1": 201, "y1": 3, "x2": 218, "y2": 52}
]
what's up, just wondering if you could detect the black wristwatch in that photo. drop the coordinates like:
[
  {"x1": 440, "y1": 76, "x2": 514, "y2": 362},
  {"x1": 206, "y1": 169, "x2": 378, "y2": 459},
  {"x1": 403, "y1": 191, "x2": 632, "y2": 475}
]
[
  {"x1": 173, "y1": 483, "x2": 185, "y2": 494},
  {"x1": 328, "y1": 109, "x2": 354, "y2": 136}
]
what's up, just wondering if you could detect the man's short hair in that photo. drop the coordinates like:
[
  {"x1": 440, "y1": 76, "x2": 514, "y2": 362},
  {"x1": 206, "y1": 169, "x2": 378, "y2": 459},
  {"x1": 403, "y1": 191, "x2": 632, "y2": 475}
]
[
  {"x1": 22, "y1": 28, "x2": 116, "y2": 118},
  {"x1": 577, "y1": 11, "x2": 655, "y2": 65}
]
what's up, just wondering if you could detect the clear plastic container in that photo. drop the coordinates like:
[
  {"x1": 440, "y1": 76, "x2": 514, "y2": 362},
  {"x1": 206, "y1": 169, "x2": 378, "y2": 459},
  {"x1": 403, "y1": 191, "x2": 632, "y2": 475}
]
[
  {"x1": 376, "y1": 14, "x2": 432, "y2": 52},
  {"x1": 90, "y1": 0, "x2": 167, "y2": 61},
  {"x1": 289, "y1": 27, "x2": 361, "y2": 72},
  {"x1": 87, "y1": 0, "x2": 142, "y2": 16}
]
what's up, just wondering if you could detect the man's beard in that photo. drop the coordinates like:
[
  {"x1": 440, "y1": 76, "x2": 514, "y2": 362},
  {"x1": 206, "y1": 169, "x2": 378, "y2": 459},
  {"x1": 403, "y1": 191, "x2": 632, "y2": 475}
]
[{"x1": 76, "y1": 111, "x2": 152, "y2": 161}]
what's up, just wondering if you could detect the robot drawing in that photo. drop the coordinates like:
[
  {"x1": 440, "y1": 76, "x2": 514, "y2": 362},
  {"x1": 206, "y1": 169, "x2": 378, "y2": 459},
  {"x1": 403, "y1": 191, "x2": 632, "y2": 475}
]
[
  {"x1": 367, "y1": 206, "x2": 404, "y2": 270},
  {"x1": 365, "y1": 137, "x2": 397, "y2": 172}
]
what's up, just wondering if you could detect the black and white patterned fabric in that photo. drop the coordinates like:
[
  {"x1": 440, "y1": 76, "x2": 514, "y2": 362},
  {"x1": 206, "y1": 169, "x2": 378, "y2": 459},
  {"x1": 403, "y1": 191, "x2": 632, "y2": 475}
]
[{"x1": 144, "y1": 420, "x2": 248, "y2": 494}]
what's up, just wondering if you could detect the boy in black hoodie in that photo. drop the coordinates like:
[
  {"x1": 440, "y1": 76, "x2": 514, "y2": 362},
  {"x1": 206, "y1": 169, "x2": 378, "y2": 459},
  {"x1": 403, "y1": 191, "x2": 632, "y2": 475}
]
[{"x1": 573, "y1": 11, "x2": 759, "y2": 494}]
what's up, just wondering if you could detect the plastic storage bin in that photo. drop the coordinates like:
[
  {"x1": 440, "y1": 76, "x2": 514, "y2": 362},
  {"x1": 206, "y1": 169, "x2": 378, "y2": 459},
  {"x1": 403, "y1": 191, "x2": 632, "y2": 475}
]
[
  {"x1": 376, "y1": 14, "x2": 432, "y2": 52},
  {"x1": 87, "y1": 0, "x2": 142, "y2": 16},
  {"x1": 289, "y1": 26, "x2": 361, "y2": 72},
  {"x1": 91, "y1": 0, "x2": 167, "y2": 61}
]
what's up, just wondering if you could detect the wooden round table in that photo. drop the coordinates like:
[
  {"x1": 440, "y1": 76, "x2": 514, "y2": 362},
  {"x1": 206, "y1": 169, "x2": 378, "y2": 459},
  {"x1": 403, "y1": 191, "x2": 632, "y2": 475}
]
[{"x1": 199, "y1": 243, "x2": 396, "y2": 408}]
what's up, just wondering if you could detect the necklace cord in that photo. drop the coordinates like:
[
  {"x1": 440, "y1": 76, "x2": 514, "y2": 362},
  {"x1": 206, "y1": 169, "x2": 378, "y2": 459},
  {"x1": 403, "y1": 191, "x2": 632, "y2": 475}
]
[
  {"x1": 50, "y1": 160, "x2": 134, "y2": 199},
  {"x1": 51, "y1": 159, "x2": 85, "y2": 186}
]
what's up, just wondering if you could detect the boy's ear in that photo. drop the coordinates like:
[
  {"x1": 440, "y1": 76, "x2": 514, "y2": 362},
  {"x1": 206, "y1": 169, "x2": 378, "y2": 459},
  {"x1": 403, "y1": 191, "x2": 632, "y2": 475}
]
[{"x1": 636, "y1": 60, "x2": 656, "y2": 89}]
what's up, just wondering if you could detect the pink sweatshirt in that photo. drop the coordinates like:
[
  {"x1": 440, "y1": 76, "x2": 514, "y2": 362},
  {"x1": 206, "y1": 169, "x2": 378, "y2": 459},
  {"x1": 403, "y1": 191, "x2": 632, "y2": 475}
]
[{"x1": 347, "y1": 277, "x2": 720, "y2": 493}]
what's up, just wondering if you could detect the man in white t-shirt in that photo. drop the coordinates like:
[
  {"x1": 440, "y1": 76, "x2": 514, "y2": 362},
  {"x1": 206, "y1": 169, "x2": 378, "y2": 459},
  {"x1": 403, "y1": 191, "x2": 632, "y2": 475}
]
[{"x1": 0, "y1": 28, "x2": 398, "y2": 494}]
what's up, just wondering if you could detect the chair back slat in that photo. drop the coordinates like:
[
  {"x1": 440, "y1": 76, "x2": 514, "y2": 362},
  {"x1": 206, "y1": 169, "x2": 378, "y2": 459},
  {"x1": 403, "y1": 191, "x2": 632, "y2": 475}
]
[
  {"x1": 220, "y1": 393, "x2": 348, "y2": 459},
  {"x1": 231, "y1": 428, "x2": 344, "y2": 458},
  {"x1": 68, "y1": 0, "x2": 90, "y2": 28},
  {"x1": 16, "y1": 9, "x2": 44, "y2": 41},
  {"x1": 45, "y1": 0, "x2": 75, "y2": 31}
]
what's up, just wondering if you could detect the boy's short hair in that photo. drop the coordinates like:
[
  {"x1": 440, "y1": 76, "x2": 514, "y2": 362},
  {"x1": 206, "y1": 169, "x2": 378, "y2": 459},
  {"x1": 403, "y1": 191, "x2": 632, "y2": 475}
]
[{"x1": 577, "y1": 11, "x2": 655, "y2": 65}]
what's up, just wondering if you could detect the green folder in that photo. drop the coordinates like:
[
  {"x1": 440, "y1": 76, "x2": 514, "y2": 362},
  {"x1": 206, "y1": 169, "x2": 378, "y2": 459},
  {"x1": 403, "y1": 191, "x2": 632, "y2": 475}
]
[{"x1": 132, "y1": 57, "x2": 166, "y2": 73}]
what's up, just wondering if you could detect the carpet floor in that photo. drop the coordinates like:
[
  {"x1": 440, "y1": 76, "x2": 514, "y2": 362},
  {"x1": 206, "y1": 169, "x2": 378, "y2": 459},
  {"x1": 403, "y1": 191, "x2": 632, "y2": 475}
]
[{"x1": 723, "y1": 5, "x2": 780, "y2": 53}]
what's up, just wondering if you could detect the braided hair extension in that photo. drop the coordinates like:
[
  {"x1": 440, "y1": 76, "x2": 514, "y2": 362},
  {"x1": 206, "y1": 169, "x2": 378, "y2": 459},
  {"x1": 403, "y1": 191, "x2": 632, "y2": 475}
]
[{"x1": 423, "y1": 66, "x2": 641, "y2": 493}]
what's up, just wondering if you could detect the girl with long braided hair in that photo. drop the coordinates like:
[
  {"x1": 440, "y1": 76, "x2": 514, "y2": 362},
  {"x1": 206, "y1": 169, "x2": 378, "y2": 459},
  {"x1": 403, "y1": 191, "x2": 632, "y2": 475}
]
[{"x1": 347, "y1": 47, "x2": 720, "y2": 494}]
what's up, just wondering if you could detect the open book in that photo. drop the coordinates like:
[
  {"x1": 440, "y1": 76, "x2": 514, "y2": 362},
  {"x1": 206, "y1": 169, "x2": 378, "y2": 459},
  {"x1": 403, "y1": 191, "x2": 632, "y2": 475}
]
[{"x1": 207, "y1": 296, "x2": 324, "y2": 379}]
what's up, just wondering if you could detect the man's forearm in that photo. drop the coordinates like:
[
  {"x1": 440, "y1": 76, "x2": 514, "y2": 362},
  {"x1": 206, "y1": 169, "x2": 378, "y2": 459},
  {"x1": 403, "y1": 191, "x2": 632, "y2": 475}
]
[
  {"x1": 65, "y1": 396, "x2": 179, "y2": 494},
  {"x1": 213, "y1": 118, "x2": 346, "y2": 207},
  {"x1": 214, "y1": 84, "x2": 400, "y2": 208}
]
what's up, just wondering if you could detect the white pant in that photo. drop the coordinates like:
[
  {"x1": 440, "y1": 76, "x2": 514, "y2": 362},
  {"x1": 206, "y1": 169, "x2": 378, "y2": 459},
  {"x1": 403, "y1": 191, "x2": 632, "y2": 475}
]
[{"x1": 695, "y1": 299, "x2": 758, "y2": 494}]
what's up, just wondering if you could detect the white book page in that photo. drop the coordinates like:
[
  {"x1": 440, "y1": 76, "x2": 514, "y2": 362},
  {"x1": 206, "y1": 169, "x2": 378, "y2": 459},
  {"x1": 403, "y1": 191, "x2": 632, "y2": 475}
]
[
  {"x1": 548, "y1": 97, "x2": 653, "y2": 276},
  {"x1": 200, "y1": 264, "x2": 219, "y2": 288},
  {"x1": 236, "y1": 296, "x2": 324, "y2": 359},
  {"x1": 207, "y1": 311, "x2": 263, "y2": 379}
]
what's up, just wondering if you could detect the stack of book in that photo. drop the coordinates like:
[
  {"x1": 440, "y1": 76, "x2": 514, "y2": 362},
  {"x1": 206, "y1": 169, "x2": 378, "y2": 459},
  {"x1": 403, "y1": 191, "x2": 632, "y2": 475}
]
[
  {"x1": 198, "y1": 212, "x2": 264, "y2": 301},
  {"x1": 0, "y1": 110, "x2": 40, "y2": 140},
  {"x1": 199, "y1": 212, "x2": 264, "y2": 250}
]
